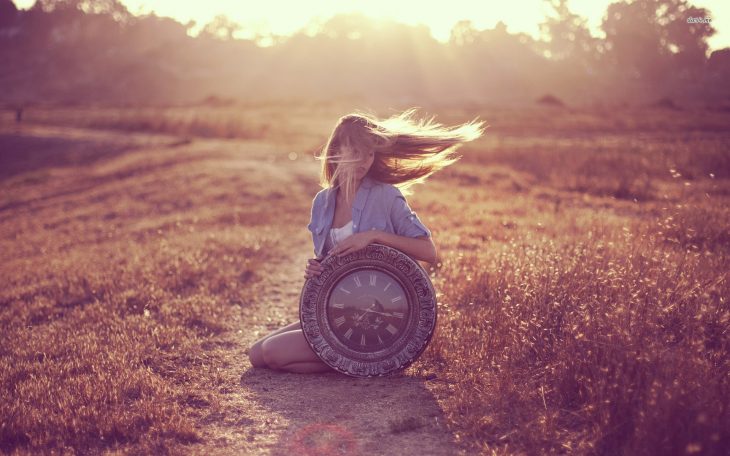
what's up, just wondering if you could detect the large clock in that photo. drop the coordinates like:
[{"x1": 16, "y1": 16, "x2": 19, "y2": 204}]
[{"x1": 299, "y1": 243, "x2": 437, "y2": 378}]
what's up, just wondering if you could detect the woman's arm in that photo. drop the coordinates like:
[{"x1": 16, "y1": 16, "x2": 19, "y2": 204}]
[
  {"x1": 371, "y1": 232, "x2": 437, "y2": 264},
  {"x1": 325, "y1": 231, "x2": 438, "y2": 265},
  {"x1": 326, "y1": 188, "x2": 438, "y2": 264},
  {"x1": 382, "y1": 189, "x2": 437, "y2": 264}
]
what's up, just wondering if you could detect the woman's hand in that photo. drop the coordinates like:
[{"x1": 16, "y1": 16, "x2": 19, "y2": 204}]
[
  {"x1": 327, "y1": 232, "x2": 376, "y2": 258},
  {"x1": 304, "y1": 258, "x2": 324, "y2": 279}
]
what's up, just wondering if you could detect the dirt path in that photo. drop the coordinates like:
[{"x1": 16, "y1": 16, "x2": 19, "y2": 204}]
[{"x1": 183, "y1": 213, "x2": 463, "y2": 455}]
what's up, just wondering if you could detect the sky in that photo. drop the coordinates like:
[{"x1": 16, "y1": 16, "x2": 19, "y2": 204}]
[{"x1": 13, "y1": 0, "x2": 730, "y2": 51}]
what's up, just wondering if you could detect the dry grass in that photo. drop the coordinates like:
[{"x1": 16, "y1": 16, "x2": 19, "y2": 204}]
[
  {"x1": 1, "y1": 237, "x2": 261, "y2": 452},
  {"x1": 1, "y1": 103, "x2": 728, "y2": 454},
  {"x1": 8, "y1": 103, "x2": 343, "y2": 147},
  {"x1": 0, "y1": 131, "x2": 312, "y2": 453},
  {"x1": 405, "y1": 112, "x2": 729, "y2": 454},
  {"x1": 420, "y1": 227, "x2": 727, "y2": 454}
]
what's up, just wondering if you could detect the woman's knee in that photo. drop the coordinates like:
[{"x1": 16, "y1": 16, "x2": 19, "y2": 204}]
[
  {"x1": 261, "y1": 337, "x2": 282, "y2": 370},
  {"x1": 261, "y1": 330, "x2": 319, "y2": 371},
  {"x1": 248, "y1": 341, "x2": 267, "y2": 368}
]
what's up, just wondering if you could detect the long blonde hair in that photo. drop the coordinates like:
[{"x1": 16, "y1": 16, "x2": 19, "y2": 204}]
[{"x1": 316, "y1": 108, "x2": 486, "y2": 203}]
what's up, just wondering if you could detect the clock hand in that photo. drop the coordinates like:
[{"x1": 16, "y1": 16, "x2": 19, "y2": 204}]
[
  {"x1": 354, "y1": 307, "x2": 373, "y2": 323},
  {"x1": 356, "y1": 301, "x2": 376, "y2": 319},
  {"x1": 351, "y1": 300, "x2": 379, "y2": 325},
  {"x1": 361, "y1": 309, "x2": 394, "y2": 317}
]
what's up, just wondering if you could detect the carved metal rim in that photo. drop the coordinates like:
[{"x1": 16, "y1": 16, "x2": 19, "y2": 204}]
[{"x1": 299, "y1": 243, "x2": 437, "y2": 378}]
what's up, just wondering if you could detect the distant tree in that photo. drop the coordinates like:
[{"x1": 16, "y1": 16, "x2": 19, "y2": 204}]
[
  {"x1": 128, "y1": 13, "x2": 190, "y2": 45},
  {"x1": 200, "y1": 14, "x2": 241, "y2": 41},
  {"x1": 448, "y1": 20, "x2": 480, "y2": 47},
  {"x1": 602, "y1": 0, "x2": 666, "y2": 81},
  {"x1": 318, "y1": 12, "x2": 379, "y2": 39},
  {"x1": 662, "y1": 1, "x2": 715, "y2": 68},
  {"x1": 602, "y1": 0, "x2": 715, "y2": 82},
  {"x1": 0, "y1": 0, "x2": 18, "y2": 28},
  {"x1": 449, "y1": 20, "x2": 537, "y2": 56},
  {"x1": 31, "y1": 0, "x2": 131, "y2": 22},
  {"x1": 705, "y1": 48, "x2": 730, "y2": 100},
  {"x1": 446, "y1": 20, "x2": 545, "y2": 102},
  {"x1": 707, "y1": 48, "x2": 730, "y2": 74},
  {"x1": 539, "y1": 0, "x2": 600, "y2": 65}
]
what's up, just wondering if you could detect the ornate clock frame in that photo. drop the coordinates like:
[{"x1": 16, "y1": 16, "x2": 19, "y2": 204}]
[{"x1": 299, "y1": 243, "x2": 438, "y2": 378}]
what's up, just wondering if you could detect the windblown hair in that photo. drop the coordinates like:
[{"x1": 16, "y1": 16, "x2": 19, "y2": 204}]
[{"x1": 316, "y1": 108, "x2": 486, "y2": 204}]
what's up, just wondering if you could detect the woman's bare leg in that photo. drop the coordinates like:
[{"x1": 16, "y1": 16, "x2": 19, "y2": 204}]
[
  {"x1": 261, "y1": 330, "x2": 337, "y2": 374},
  {"x1": 248, "y1": 320, "x2": 300, "y2": 367}
]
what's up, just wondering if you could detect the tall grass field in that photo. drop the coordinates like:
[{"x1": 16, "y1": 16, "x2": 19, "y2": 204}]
[{"x1": 1, "y1": 103, "x2": 728, "y2": 454}]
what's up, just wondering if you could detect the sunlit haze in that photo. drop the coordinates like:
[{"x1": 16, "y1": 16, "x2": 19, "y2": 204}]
[{"x1": 13, "y1": 0, "x2": 730, "y2": 50}]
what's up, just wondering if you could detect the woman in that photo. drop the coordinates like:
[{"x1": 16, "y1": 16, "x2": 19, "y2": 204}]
[{"x1": 247, "y1": 108, "x2": 484, "y2": 373}]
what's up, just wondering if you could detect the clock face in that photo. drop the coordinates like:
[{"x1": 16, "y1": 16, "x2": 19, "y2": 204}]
[
  {"x1": 300, "y1": 243, "x2": 438, "y2": 377},
  {"x1": 326, "y1": 269, "x2": 409, "y2": 353}
]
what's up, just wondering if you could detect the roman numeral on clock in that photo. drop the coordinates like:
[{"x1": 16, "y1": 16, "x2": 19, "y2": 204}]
[
  {"x1": 343, "y1": 328, "x2": 353, "y2": 339},
  {"x1": 339, "y1": 286, "x2": 351, "y2": 294},
  {"x1": 353, "y1": 275, "x2": 362, "y2": 287},
  {"x1": 391, "y1": 295, "x2": 402, "y2": 303},
  {"x1": 392, "y1": 312, "x2": 404, "y2": 319},
  {"x1": 369, "y1": 274, "x2": 376, "y2": 286},
  {"x1": 334, "y1": 316, "x2": 346, "y2": 327}
]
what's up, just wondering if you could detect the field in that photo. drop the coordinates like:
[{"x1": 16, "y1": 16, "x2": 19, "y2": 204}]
[{"x1": 1, "y1": 103, "x2": 728, "y2": 455}]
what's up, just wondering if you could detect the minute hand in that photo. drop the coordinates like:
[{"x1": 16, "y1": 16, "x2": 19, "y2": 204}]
[{"x1": 362, "y1": 309, "x2": 394, "y2": 317}]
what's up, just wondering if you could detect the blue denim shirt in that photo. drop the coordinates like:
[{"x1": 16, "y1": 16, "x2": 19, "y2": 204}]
[{"x1": 307, "y1": 175, "x2": 432, "y2": 259}]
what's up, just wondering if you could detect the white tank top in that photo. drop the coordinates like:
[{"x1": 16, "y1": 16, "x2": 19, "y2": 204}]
[{"x1": 324, "y1": 220, "x2": 353, "y2": 255}]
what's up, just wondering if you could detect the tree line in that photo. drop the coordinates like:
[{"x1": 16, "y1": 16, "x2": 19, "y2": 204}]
[{"x1": 1, "y1": 0, "x2": 728, "y2": 107}]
